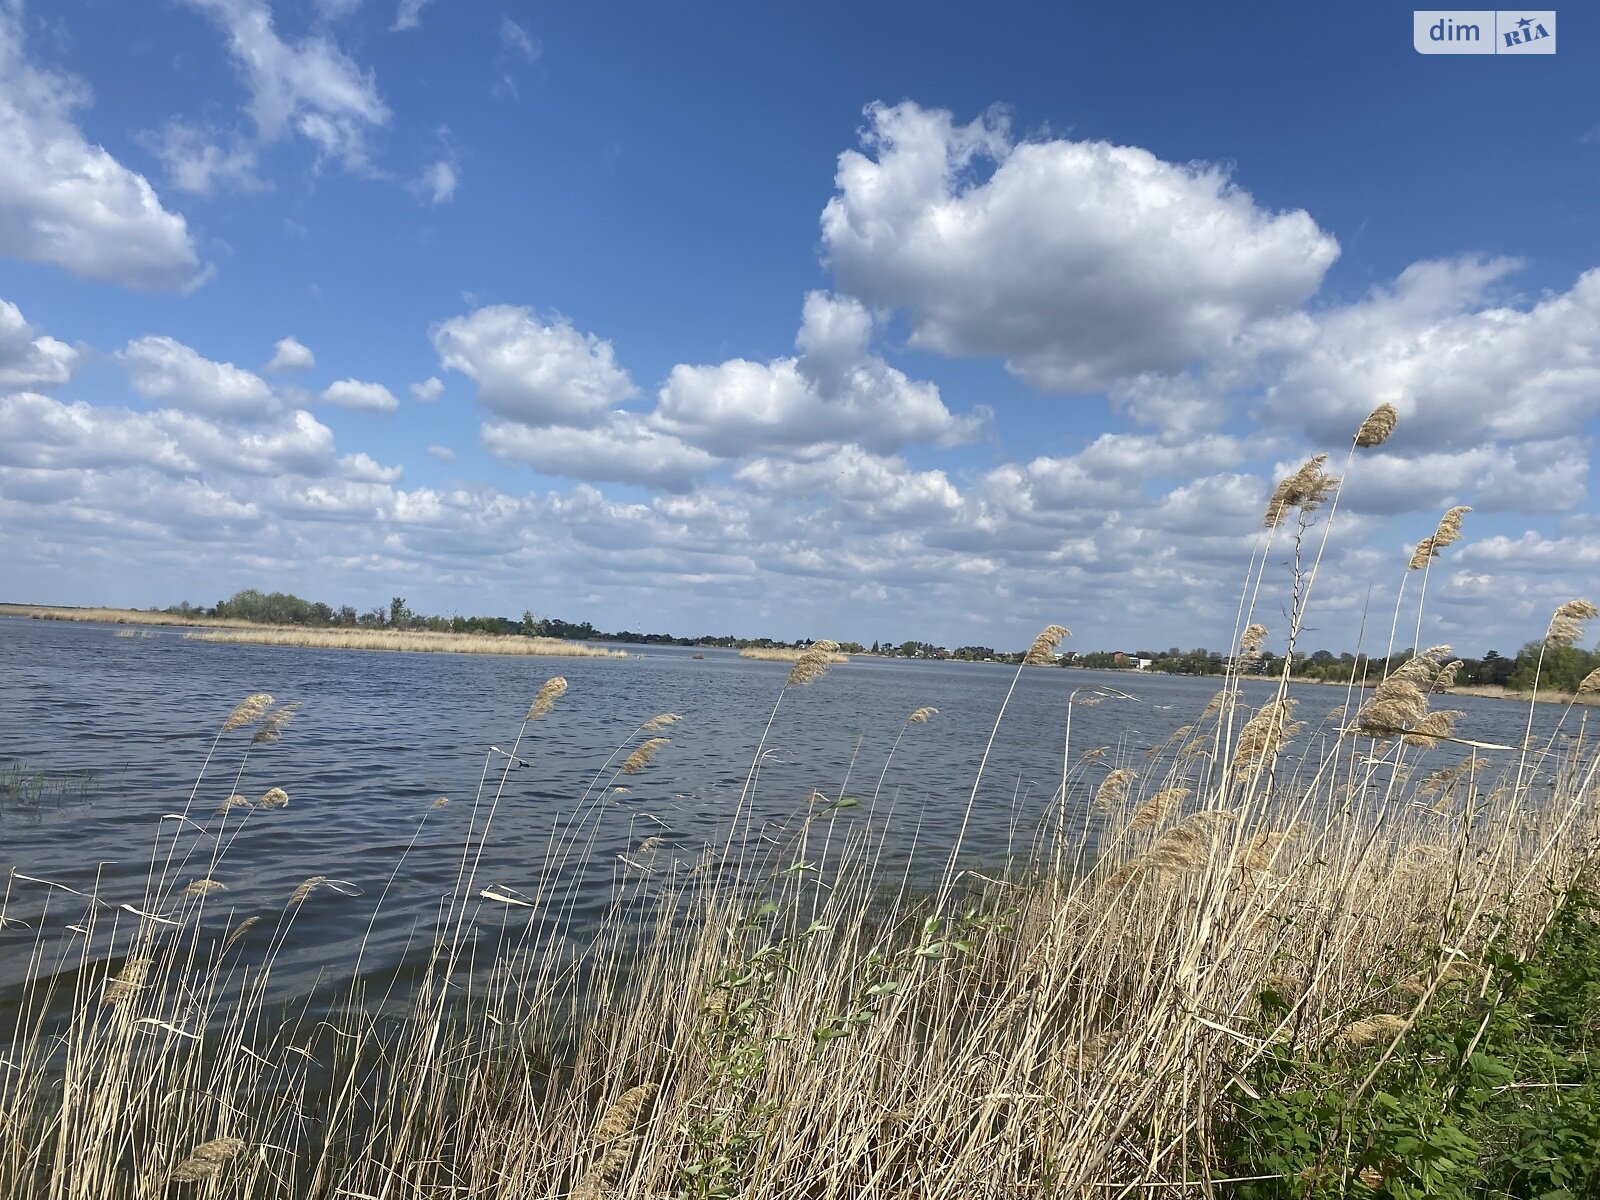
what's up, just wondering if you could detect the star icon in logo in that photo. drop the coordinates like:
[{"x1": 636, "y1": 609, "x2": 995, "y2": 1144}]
[{"x1": 1516, "y1": 15, "x2": 1533, "y2": 29}]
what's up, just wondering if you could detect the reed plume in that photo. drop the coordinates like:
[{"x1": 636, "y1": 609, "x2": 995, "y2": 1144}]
[
  {"x1": 183, "y1": 878, "x2": 227, "y2": 897},
  {"x1": 1023, "y1": 624, "x2": 1070, "y2": 665},
  {"x1": 103, "y1": 957, "x2": 151, "y2": 1006},
  {"x1": 1408, "y1": 506, "x2": 1471, "y2": 570},
  {"x1": 621, "y1": 737, "x2": 669, "y2": 774},
  {"x1": 1340, "y1": 1014, "x2": 1407, "y2": 1048},
  {"x1": 527, "y1": 677, "x2": 568, "y2": 720},
  {"x1": 220, "y1": 916, "x2": 259, "y2": 957},
  {"x1": 908, "y1": 706, "x2": 938, "y2": 723},
  {"x1": 252, "y1": 702, "x2": 300, "y2": 744},
  {"x1": 218, "y1": 794, "x2": 252, "y2": 812},
  {"x1": 570, "y1": 1139, "x2": 637, "y2": 1200},
  {"x1": 221, "y1": 693, "x2": 273, "y2": 733},
  {"x1": 787, "y1": 640, "x2": 841, "y2": 686},
  {"x1": 1232, "y1": 699, "x2": 1302, "y2": 771},
  {"x1": 592, "y1": 1082, "x2": 658, "y2": 1142},
  {"x1": 1578, "y1": 668, "x2": 1600, "y2": 695},
  {"x1": 289, "y1": 876, "x2": 326, "y2": 906},
  {"x1": 1237, "y1": 829, "x2": 1298, "y2": 872},
  {"x1": 1354, "y1": 402, "x2": 1399, "y2": 447},
  {"x1": 640, "y1": 712, "x2": 681, "y2": 732},
  {"x1": 169, "y1": 1137, "x2": 245, "y2": 1183},
  {"x1": 1129, "y1": 787, "x2": 1188, "y2": 832},
  {"x1": 1094, "y1": 768, "x2": 1137, "y2": 809},
  {"x1": 636, "y1": 836, "x2": 666, "y2": 854},
  {"x1": 432, "y1": 796, "x2": 450, "y2": 808},
  {"x1": 1545, "y1": 599, "x2": 1598, "y2": 647},
  {"x1": 257, "y1": 787, "x2": 289, "y2": 808},
  {"x1": 1402, "y1": 709, "x2": 1463, "y2": 749},
  {"x1": 1239, "y1": 623, "x2": 1268, "y2": 652},
  {"x1": 1263, "y1": 454, "x2": 1338, "y2": 528}
]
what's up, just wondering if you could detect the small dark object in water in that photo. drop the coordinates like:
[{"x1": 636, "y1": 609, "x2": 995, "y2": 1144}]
[{"x1": 692, "y1": 653, "x2": 705, "y2": 659}]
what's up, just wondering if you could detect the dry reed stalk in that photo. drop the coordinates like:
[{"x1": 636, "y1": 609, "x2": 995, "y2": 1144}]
[
  {"x1": 1130, "y1": 788, "x2": 1189, "y2": 831},
  {"x1": 257, "y1": 787, "x2": 289, "y2": 808},
  {"x1": 1023, "y1": 624, "x2": 1070, "y2": 665},
  {"x1": 621, "y1": 738, "x2": 669, "y2": 774},
  {"x1": 640, "y1": 712, "x2": 681, "y2": 732},
  {"x1": 289, "y1": 876, "x2": 326, "y2": 906},
  {"x1": 1094, "y1": 769, "x2": 1137, "y2": 809},
  {"x1": 527, "y1": 677, "x2": 569, "y2": 720},
  {"x1": 169, "y1": 1136, "x2": 245, "y2": 1182},
  {"x1": 1546, "y1": 599, "x2": 1599, "y2": 647},
  {"x1": 104, "y1": 957, "x2": 152, "y2": 1005},
  {"x1": 1354, "y1": 403, "x2": 1399, "y2": 447},
  {"x1": 221, "y1": 693, "x2": 274, "y2": 732},
  {"x1": 183, "y1": 878, "x2": 227, "y2": 897},
  {"x1": 1263, "y1": 454, "x2": 1338, "y2": 527},
  {"x1": 908, "y1": 706, "x2": 938, "y2": 723}
]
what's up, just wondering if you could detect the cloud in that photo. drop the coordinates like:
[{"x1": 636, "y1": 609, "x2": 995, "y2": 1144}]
[
  {"x1": 482, "y1": 413, "x2": 718, "y2": 490},
  {"x1": 266, "y1": 335, "x2": 315, "y2": 372},
  {"x1": 735, "y1": 446, "x2": 961, "y2": 524},
  {"x1": 179, "y1": 0, "x2": 390, "y2": 172},
  {"x1": 494, "y1": 16, "x2": 540, "y2": 97},
  {"x1": 425, "y1": 443, "x2": 455, "y2": 462},
  {"x1": 1265, "y1": 259, "x2": 1600, "y2": 452},
  {"x1": 654, "y1": 292, "x2": 987, "y2": 457},
  {"x1": 0, "y1": 299, "x2": 78, "y2": 390},
  {"x1": 413, "y1": 158, "x2": 458, "y2": 205},
  {"x1": 821, "y1": 101, "x2": 1338, "y2": 391},
  {"x1": 410, "y1": 376, "x2": 444, "y2": 403},
  {"x1": 143, "y1": 119, "x2": 264, "y2": 196},
  {"x1": 0, "y1": 7, "x2": 207, "y2": 291},
  {"x1": 120, "y1": 336, "x2": 276, "y2": 419},
  {"x1": 392, "y1": 0, "x2": 431, "y2": 31},
  {"x1": 320, "y1": 378, "x2": 398, "y2": 412},
  {"x1": 432, "y1": 306, "x2": 637, "y2": 426}
]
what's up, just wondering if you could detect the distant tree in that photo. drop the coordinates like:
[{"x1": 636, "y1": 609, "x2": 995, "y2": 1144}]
[{"x1": 389, "y1": 597, "x2": 410, "y2": 628}]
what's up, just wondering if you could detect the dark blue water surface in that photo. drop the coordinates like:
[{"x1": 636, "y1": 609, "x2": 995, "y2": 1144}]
[{"x1": 0, "y1": 617, "x2": 1570, "y2": 997}]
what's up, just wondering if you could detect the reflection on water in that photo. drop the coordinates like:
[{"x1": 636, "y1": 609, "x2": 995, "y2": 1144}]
[{"x1": 0, "y1": 616, "x2": 1576, "y2": 1001}]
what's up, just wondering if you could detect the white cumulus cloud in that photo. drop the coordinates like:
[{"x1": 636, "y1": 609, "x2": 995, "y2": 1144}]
[
  {"x1": 266, "y1": 335, "x2": 315, "y2": 372},
  {"x1": 120, "y1": 336, "x2": 276, "y2": 420},
  {"x1": 432, "y1": 306, "x2": 637, "y2": 426},
  {"x1": 821, "y1": 101, "x2": 1338, "y2": 392},
  {"x1": 483, "y1": 413, "x2": 718, "y2": 491},
  {"x1": 320, "y1": 378, "x2": 399, "y2": 412},
  {"x1": 0, "y1": 7, "x2": 207, "y2": 291},
  {"x1": 410, "y1": 376, "x2": 444, "y2": 403},
  {"x1": 0, "y1": 299, "x2": 78, "y2": 389},
  {"x1": 654, "y1": 291, "x2": 987, "y2": 457}
]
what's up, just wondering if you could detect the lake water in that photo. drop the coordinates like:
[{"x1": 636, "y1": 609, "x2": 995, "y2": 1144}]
[{"x1": 0, "y1": 617, "x2": 1575, "y2": 1000}]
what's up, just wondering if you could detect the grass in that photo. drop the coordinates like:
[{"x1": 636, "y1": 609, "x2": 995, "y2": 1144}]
[
  {"x1": 3, "y1": 404, "x2": 1599, "y2": 1197},
  {"x1": 0, "y1": 603, "x2": 241, "y2": 627},
  {"x1": 181, "y1": 625, "x2": 629, "y2": 657}
]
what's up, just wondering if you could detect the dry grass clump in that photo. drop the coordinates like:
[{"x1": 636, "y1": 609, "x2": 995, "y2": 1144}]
[
  {"x1": 169, "y1": 1137, "x2": 246, "y2": 1182},
  {"x1": 0, "y1": 603, "x2": 241, "y2": 628},
  {"x1": 184, "y1": 627, "x2": 627, "y2": 657}
]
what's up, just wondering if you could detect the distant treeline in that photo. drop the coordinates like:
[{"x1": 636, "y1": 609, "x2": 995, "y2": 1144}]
[{"x1": 162, "y1": 591, "x2": 1597, "y2": 686}]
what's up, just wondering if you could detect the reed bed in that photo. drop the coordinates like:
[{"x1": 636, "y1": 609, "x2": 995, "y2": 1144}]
[
  {"x1": 0, "y1": 603, "x2": 240, "y2": 627},
  {"x1": 3, "y1": 406, "x2": 1599, "y2": 1197},
  {"x1": 182, "y1": 626, "x2": 628, "y2": 657},
  {"x1": 738, "y1": 646, "x2": 851, "y2": 663}
]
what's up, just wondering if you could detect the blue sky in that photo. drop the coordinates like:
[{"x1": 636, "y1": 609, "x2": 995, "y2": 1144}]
[{"x1": 1, "y1": 0, "x2": 1597, "y2": 654}]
